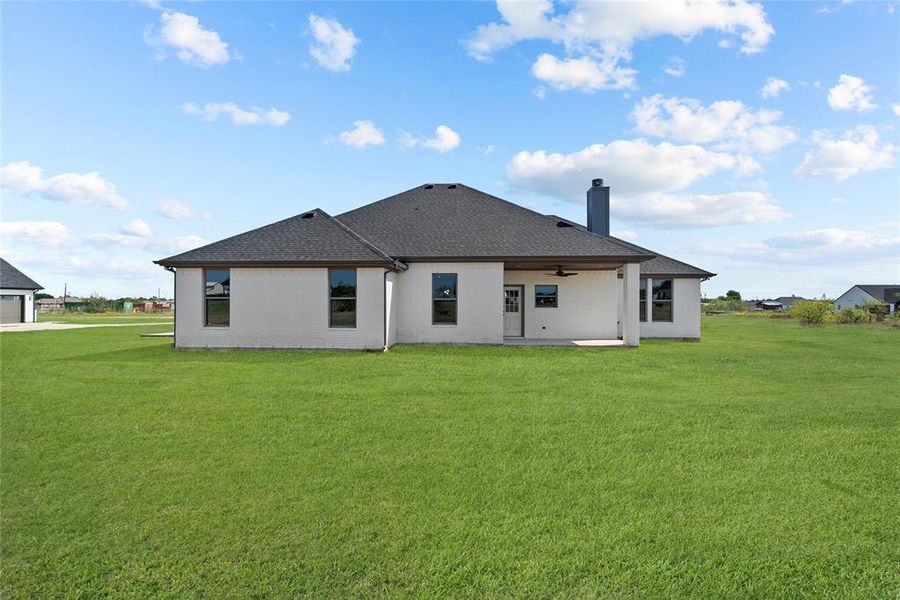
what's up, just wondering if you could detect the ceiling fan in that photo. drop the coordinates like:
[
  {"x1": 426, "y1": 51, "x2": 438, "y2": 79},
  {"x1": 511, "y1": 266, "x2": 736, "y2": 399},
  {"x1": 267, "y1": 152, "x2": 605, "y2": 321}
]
[{"x1": 546, "y1": 266, "x2": 579, "y2": 277}]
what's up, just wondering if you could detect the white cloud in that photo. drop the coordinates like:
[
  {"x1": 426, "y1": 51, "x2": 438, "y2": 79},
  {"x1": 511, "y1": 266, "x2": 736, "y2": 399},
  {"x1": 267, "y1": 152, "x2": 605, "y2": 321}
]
[
  {"x1": 308, "y1": 14, "x2": 359, "y2": 72},
  {"x1": 663, "y1": 56, "x2": 685, "y2": 78},
  {"x1": 630, "y1": 95, "x2": 796, "y2": 153},
  {"x1": 760, "y1": 76, "x2": 790, "y2": 98},
  {"x1": 827, "y1": 74, "x2": 876, "y2": 111},
  {"x1": 794, "y1": 126, "x2": 895, "y2": 180},
  {"x1": 612, "y1": 230, "x2": 638, "y2": 241},
  {"x1": 531, "y1": 54, "x2": 636, "y2": 92},
  {"x1": 476, "y1": 144, "x2": 497, "y2": 156},
  {"x1": 120, "y1": 219, "x2": 152, "y2": 237},
  {"x1": 334, "y1": 120, "x2": 385, "y2": 149},
  {"x1": 465, "y1": 1, "x2": 773, "y2": 90},
  {"x1": 689, "y1": 226, "x2": 900, "y2": 265},
  {"x1": 508, "y1": 139, "x2": 745, "y2": 198},
  {"x1": 402, "y1": 125, "x2": 461, "y2": 153},
  {"x1": 147, "y1": 11, "x2": 230, "y2": 67},
  {"x1": 0, "y1": 221, "x2": 74, "y2": 247},
  {"x1": 892, "y1": 103, "x2": 900, "y2": 117},
  {"x1": 505, "y1": 138, "x2": 786, "y2": 227},
  {"x1": 0, "y1": 161, "x2": 130, "y2": 210},
  {"x1": 467, "y1": 0, "x2": 773, "y2": 59},
  {"x1": 156, "y1": 198, "x2": 203, "y2": 220},
  {"x1": 613, "y1": 191, "x2": 788, "y2": 228},
  {"x1": 88, "y1": 231, "x2": 207, "y2": 254},
  {"x1": 182, "y1": 102, "x2": 290, "y2": 126}
]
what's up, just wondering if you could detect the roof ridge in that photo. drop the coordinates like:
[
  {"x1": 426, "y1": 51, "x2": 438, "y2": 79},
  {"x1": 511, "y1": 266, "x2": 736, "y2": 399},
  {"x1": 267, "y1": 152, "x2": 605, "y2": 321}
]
[
  {"x1": 155, "y1": 210, "x2": 327, "y2": 264},
  {"x1": 455, "y1": 185, "x2": 655, "y2": 258},
  {"x1": 547, "y1": 214, "x2": 663, "y2": 257},
  {"x1": 337, "y1": 184, "x2": 428, "y2": 219},
  {"x1": 322, "y1": 212, "x2": 397, "y2": 264},
  {"x1": 548, "y1": 215, "x2": 715, "y2": 277}
]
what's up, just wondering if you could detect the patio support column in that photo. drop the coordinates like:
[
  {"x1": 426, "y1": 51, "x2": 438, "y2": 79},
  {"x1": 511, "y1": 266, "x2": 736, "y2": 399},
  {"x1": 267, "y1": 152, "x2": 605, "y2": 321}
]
[{"x1": 622, "y1": 262, "x2": 640, "y2": 347}]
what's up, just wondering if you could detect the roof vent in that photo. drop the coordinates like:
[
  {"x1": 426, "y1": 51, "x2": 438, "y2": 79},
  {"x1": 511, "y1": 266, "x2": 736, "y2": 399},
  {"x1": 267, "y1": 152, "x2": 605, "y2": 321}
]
[
  {"x1": 300, "y1": 212, "x2": 315, "y2": 219},
  {"x1": 447, "y1": 184, "x2": 457, "y2": 189},
  {"x1": 424, "y1": 184, "x2": 434, "y2": 189},
  {"x1": 556, "y1": 220, "x2": 573, "y2": 228}
]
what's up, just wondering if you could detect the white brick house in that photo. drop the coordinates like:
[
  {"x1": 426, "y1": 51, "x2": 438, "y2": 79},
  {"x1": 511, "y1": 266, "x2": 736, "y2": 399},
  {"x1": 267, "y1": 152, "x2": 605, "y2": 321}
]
[
  {"x1": 0, "y1": 258, "x2": 42, "y2": 324},
  {"x1": 156, "y1": 181, "x2": 714, "y2": 350}
]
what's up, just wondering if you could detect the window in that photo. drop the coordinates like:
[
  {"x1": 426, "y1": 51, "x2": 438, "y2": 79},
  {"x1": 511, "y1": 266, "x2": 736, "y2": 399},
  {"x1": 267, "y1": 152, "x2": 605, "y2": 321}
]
[
  {"x1": 639, "y1": 278, "x2": 647, "y2": 322},
  {"x1": 535, "y1": 284, "x2": 558, "y2": 308},
  {"x1": 651, "y1": 278, "x2": 673, "y2": 322},
  {"x1": 329, "y1": 269, "x2": 357, "y2": 328},
  {"x1": 204, "y1": 269, "x2": 230, "y2": 326},
  {"x1": 432, "y1": 273, "x2": 457, "y2": 324}
]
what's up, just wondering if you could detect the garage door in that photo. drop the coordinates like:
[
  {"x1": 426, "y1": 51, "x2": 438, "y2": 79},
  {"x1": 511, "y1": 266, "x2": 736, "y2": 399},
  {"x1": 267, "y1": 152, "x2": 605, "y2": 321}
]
[{"x1": 1, "y1": 295, "x2": 24, "y2": 324}]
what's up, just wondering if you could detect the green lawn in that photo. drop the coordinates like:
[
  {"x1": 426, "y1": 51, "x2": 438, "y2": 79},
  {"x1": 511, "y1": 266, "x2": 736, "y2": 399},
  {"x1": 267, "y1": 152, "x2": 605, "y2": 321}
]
[
  {"x1": 39, "y1": 311, "x2": 173, "y2": 324},
  {"x1": 1, "y1": 317, "x2": 897, "y2": 598}
]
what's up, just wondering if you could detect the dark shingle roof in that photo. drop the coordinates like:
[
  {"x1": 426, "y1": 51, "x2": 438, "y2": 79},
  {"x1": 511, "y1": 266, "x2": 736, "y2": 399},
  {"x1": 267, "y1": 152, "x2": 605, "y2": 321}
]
[
  {"x1": 548, "y1": 216, "x2": 715, "y2": 278},
  {"x1": 856, "y1": 285, "x2": 900, "y2": 303},
  {"x1": 337, "y1": 184, "x2": 653, "y2": 260},
  {"x1": 775, "y1": 296, "x2": 805, "y2": 304},
  {"x1": 155, "y1": 209, "x2": 395, "y2": 267},
  {"x1": 638, "y1": 255, "x2": 716, "y2": 278},
  {"x1": 0, "y1": 258, "x2": 43, "y2": 290}
]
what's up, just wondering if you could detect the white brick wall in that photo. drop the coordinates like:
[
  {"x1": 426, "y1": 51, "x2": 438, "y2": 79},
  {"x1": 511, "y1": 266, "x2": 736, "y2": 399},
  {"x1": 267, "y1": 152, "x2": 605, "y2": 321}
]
[
  {"x1": 172, "y1": 263, "x2": 701, "y2": 347},
  {"x1": 175, "y1": 267, "x2": 385, "y2": 349},
  {"x1": 385, "y1": 271, "x2": 399, "y2": 347},
  {"x1": 394, "y1": 262, "x2": 504, "y2": 344},
  {"x1": 616, "y1": 276, "x2": 702, "y2": 339},
  {"x1": 503, "y1": 270, "x2": 618, "y2": 339}
]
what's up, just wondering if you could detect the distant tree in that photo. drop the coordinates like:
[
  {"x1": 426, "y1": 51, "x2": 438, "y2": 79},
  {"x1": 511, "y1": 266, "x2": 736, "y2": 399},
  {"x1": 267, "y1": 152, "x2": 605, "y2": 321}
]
[
  {"x1": 725, "y1": 290, "x2": 742, "y2": 301},
  {"x1": 35, "y1": 292, "x2": 53, "y2": 300},
  {"x1": 705, "y1": 297, "x2": 745, "y2": 312},
  {"x1": 82, "y1": 294, "x2": 113, "y2": 313}
]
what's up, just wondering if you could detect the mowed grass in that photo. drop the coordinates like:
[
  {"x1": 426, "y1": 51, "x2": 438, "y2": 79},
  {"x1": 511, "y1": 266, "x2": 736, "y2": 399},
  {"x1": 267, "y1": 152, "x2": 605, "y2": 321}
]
[
  {"x1": 40, "y1": 311, "x2": 173, "y2": 324},
  {"x1": 1, "y1": 317, "x2": 897, "y2": 598}
]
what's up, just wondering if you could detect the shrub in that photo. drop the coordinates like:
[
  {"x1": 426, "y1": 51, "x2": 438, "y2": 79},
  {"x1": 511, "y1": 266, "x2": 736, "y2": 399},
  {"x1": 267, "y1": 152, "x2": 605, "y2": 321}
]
[
  {"x1": 835, "y1": 306, "x2": 872, "y2": 324},
  {"x1": 705, "y1": 297, "x2": 746, "y2": 313},
  {"x1": 792, "y1": 300, "x2": 833, "y2": 325},
  {"x1": 82, "y1": 294, "x2": 113, "y2": 313},
  {"x1": 862, "y1": 299, "x2": 889, "y2": 322}
]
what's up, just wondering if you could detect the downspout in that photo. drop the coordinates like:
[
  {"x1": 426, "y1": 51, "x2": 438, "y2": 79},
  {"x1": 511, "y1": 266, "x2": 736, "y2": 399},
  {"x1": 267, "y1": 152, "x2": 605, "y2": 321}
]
[
  {"x1": 383, "y1": 268, "x2": 388, "y2": 352},
  {"x1": 164, "y1": 266, "x2": 176, "y2": 346}
]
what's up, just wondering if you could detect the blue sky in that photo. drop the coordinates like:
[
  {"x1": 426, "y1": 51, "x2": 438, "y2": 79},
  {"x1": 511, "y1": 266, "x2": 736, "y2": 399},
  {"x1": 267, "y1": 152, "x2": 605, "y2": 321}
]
[{"x1": 2, "y1": 0, "x2": 897, "y2": 299}]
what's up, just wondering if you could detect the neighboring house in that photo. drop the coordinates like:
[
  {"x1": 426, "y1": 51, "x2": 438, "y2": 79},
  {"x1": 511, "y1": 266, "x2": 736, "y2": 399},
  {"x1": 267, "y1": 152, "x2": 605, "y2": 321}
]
[
  {"x1": 38, "y1": 296, "x2": 85, "y2": 313},
  {"x1": 774, "y1": 296, "x2": 805, "y2": 310},
  {"x1": 755, "y1": 300, "x2": 784, "y2": 311},
  {"x1": 155, "y1": 180, "x2": 715, "y2": 350},
  {"x1": 834, "y1": 285, "x2": 900, "y2": 313},
  {"x1": 0, "y1": 258, "x2": 43, "y2": 324},
  {"x1": 751, "y1": 296, "x2": 805, "y2": 311}
]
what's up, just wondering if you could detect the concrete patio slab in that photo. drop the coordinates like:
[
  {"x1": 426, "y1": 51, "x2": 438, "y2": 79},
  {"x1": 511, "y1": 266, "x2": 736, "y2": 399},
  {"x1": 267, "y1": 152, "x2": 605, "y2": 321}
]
[{"x1": 503, "y1": 338, "x2": 625, "y2": 347}]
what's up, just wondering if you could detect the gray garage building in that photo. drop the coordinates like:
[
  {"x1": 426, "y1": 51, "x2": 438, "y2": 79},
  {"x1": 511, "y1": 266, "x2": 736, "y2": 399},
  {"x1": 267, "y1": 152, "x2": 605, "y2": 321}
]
[{"x1": 0, "y1": 258, "x2": 43, "y2": 324}]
